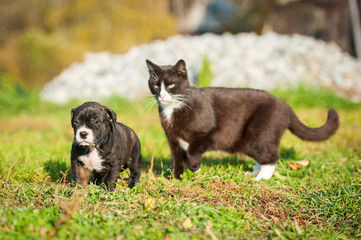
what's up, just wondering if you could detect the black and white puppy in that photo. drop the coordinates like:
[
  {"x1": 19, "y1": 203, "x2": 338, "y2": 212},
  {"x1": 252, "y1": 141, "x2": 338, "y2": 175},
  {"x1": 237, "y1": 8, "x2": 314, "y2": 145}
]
[{"x1": 70, "y1": 101, "x2": 142, "y2": 191}]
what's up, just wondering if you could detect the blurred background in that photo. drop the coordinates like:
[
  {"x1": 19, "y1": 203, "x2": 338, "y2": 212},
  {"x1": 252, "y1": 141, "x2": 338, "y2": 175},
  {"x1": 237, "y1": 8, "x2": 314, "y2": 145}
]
[{"x1": 0, "y1": 0, "x2": 358, "y2": 92}]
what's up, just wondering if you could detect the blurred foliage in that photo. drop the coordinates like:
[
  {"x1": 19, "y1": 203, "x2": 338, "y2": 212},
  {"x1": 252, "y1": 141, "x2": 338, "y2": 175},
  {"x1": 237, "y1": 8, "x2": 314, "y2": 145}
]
[
  {"x1": 0, "y1": 0, "x2": 177, "y2": 88},
  {"x1": 270, "y1": 84, "x2": 361, "y2": 111},
  {"x1": 0, "y1": 74, "x2": 41, "y2": 114},
  {"x1": 197, "y1": 55, "x2": 213, "y2": 88}
]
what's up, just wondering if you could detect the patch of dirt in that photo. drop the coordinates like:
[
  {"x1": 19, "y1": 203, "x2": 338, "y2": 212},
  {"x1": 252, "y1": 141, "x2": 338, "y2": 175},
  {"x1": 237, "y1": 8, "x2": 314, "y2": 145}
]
[
  {"x1": 142, "y1": 177, "x2": 322, "y2": 227},
  {"x1": 0, "y1": 117, "x2": 53, "y2": 132}
]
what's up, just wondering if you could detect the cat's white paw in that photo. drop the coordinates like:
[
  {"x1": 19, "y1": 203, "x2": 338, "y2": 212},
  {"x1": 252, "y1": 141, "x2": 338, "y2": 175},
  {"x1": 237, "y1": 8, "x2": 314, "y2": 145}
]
[
  {"x1": 194, "y1": 167, "x2": 201, "y2": 173},
  {"x1": 254, "y1": 164, "x2": 276, "y2": 181}
]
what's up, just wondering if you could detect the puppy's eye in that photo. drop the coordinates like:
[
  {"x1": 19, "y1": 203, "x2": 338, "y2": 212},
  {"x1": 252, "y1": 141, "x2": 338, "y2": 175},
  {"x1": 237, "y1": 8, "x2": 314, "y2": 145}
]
[
  {"x1": 168, "y1": 84, "x2": 175, "y2": 89},
  {"x1": 93, "y1": 119, "x2": 100, "y2": 125},
  {"x1": 74, "y1": 119, "x2": 80, "y2": 125}
]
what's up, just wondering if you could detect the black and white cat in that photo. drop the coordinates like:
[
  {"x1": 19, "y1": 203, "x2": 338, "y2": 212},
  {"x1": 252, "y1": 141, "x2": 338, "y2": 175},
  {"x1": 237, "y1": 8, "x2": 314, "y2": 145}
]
[{"x1": 146, "y1": 59, "x2": 339, "y2": 180}]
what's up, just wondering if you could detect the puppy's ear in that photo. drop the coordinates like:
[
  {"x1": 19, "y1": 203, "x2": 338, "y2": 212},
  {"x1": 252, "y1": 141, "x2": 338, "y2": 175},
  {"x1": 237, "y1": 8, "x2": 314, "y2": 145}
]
[
  {"x1": 71, "y1": 107, "x2": 76, "y2": 125},
  {"x1": 104, "y1": 107, "x2": 117, "y2": 131}
]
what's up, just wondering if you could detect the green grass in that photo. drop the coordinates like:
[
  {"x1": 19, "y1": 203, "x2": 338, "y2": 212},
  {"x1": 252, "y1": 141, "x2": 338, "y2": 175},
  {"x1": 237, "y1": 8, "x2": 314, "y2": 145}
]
[
  {"x1": 0, "y1": 84, "x2": 361, "y2": 239},
  {"x1": 197, "y1": 56, "x2": 213, "y2": 88}
]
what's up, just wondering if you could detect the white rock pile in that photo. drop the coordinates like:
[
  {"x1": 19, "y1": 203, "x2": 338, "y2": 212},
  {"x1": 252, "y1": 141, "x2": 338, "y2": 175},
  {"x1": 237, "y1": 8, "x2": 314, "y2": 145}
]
[{"x1": 41, "y1": 32, "x2": 361, "y2": 103}]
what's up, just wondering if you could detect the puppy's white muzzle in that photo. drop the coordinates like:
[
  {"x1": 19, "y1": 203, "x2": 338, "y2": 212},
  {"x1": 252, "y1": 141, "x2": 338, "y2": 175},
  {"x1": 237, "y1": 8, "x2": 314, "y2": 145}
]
[{"x1": 75, "y1": 126, "x2": 95, "y2": 146}]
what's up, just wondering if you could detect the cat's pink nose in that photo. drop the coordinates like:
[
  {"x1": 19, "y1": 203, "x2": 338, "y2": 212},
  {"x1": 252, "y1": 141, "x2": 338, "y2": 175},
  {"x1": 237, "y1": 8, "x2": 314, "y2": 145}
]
[{"x1": 160, "y1": 93, "x2": 165, "y2": 100}]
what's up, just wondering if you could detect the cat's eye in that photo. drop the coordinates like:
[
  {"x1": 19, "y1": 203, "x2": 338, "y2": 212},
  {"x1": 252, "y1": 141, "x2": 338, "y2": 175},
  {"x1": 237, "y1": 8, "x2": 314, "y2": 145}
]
[
  {"x1": 168, "y1": 84, "x2": 175, "y2": 89},
  {"x1": 153, "y1": 86, "x2": 159, "y2": 90}
]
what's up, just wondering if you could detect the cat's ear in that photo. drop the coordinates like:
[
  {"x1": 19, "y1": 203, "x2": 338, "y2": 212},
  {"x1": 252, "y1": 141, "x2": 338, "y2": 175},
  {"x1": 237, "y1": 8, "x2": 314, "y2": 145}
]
[
  {"x1": 174, "y1": 59, "x2": 186, "y2": 75},
  {"x1": 146, "y1": 59, "x2": 160, "y2": 75}
]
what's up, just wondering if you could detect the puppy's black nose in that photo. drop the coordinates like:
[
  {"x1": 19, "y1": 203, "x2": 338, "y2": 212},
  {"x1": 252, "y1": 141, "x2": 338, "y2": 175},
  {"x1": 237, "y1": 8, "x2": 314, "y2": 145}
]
[{"x1": 79, "y1": 131, "x2": 88, "y2": 139}]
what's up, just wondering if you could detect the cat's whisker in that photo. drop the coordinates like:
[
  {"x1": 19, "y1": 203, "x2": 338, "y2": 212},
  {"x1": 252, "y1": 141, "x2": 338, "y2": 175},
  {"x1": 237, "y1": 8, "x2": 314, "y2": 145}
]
[
  {"x1": 173, "y1": 96, "x2": 193, "y2": 111},
  {"x1": 145, "y1": 102, "x2": 157, "y2": 112},
  {"x1": 174, "y1": 95, "x2": 192, "y2": 105},
  {"x1": 145, "y1": 98, "x2": 158, "y2": 111},
  {"x1": 181, "y1": 98, "x2": 192, "y2": 105},
  {"x1": 146, "y1": 94, "x2": 157, "y2": 99},
  {"x1": 145, "y1": 99, "x2": 157, "y2": 107},
  {"x1": 182, "y1": 103, "x2": 193, "y2": 111},
  {"x1": 148, "y1": 98, "x2": 158, "y2": 106}
]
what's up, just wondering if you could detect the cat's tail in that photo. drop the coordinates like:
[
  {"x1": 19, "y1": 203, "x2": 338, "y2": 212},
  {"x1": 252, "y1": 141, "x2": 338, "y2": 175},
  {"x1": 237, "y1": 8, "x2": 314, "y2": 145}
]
[{"x1": 288, "y1": 108, "x2": 339, "y2": 141}]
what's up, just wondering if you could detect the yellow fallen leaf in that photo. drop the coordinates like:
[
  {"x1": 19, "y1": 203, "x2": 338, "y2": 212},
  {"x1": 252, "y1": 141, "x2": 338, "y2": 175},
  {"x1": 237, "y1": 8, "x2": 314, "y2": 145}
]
[
  {"x1": 205, "y1": 221, "x2": 218, "y2": 240},
  {"x1": 295, "y1": 160, "x2": 310, "y2": 167},
  {"x1": 274, "y1": 228, "x2": 286, "y2": 240},
  {"x1": 288, "y1": 160, "x2": 310, "y2": 170},
  {"x1": 274, "y1": 170, "x2": 287, "y2": 180},
  {"x1": 288, "y1": 162, "x2": 299, "y2": 170},
  {"x1": 144, "y1": 197, "x2": 156, "y2": 210},
  {"x1": 339, "y1": 157, "x2": 347, "y2": 163},
  {"x1": 294, "y1": 220, "x2": 303, "y2": 235},
  {"x1": 182, "y1": 217, "x2": 193, "y2": 229}
]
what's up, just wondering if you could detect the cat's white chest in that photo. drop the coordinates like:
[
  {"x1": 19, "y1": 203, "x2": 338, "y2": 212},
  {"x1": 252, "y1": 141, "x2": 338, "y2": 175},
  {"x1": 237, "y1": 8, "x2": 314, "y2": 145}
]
[
  {"x1": 158, "y1": 82, "x2": 186, "y2": 123},
  {"x1": 161, "y1": 101, "x2": 185, "y2": 122},
  {"x1": 178, "y1": 138, "x2": 189, "y2": 151},
  {"x1": 162, "y1": 105, "x2": 175, "y2": 122},
  {"x1": 78, "y1": 149, "x2": 104, "y2": 172}
]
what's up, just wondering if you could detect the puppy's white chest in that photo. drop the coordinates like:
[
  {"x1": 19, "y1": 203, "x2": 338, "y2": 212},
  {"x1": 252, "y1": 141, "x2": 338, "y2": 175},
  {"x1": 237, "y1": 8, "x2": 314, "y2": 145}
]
[{"x1": 78, "y1": 149, "x2": 104, "y2": 172}]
